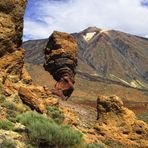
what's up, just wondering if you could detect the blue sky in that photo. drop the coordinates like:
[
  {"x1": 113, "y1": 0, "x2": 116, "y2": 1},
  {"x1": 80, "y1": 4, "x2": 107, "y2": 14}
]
[{"x1": 23, "y1": 0, "x2": 148, "y2": 41}]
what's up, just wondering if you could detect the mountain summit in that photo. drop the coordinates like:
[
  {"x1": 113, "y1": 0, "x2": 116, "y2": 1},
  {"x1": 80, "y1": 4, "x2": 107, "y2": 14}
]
[
  {"x1": 22, "y1": 27, "x2": 148, "y2": 90},
  {"x1": 73, "y1": 27, "x2": 148, "y2": 90}
]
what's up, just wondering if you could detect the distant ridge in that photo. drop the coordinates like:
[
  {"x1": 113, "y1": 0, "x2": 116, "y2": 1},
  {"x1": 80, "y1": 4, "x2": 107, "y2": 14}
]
[{"x1": 22, "y1": 27, "x2": 148, "y2": 90}]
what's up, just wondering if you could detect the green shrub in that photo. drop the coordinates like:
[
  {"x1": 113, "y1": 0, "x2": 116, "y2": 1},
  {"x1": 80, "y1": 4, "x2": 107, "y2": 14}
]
[
  {"x1": 85, "y1": 142, "x2": 105, "y2": 148},
  {"x1": 47, "y1": 106, "x2": 64, "y2": 124},
  {"x1": 0, "y1": 120, "x2": 14, "y2": 130},
  {"x1": 1, "y1": 139, "x2": 16, "y2": 148},
  {"x1": 6, "y1": 110, "x2": 18, "y2": 122},
  {"x1": 54, "y1": 125, "x2": 82, "y2": 147},
  {"x1": 0, "y1": 95, "x2": 6, "y2": 103},
  {"x1": 17, "y1": 111, "x2": 82, "y2": 148},
  {"x1": 1, "y1": 100, "x2": 16, "y2": 110}
]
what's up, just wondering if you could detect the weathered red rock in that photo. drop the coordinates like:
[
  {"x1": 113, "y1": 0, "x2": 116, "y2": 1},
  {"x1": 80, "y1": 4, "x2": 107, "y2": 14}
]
[{"x1": 44, "y1": 31, "x2": 77, "y2": 99}]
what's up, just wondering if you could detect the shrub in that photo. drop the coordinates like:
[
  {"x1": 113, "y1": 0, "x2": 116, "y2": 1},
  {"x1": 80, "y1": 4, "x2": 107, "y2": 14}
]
[
  {"x1": 85, "y1": 142, "x2": 105, "y2": 148},
  {"x1": 0, "y1": 95, "x2": 6, "y2": 103},
  {"x1": 1, "y1": 139, "x2": 16, "y2": 148},
  {"x1": 47, "y1": 106, "x2": 64, "y2": 124},
  {"x1": 17, "y1": 111, "x2": 83, "y2": 148},
  {"x1": 1, "y1": 100, "x2": 16, "y2": 110},
  {"x1": 54, "y1": 125, "x2": 82, "y2": 147},
  {"x1": 0, "y1": 120, "x2": 14, "y2": 130},
  {"x1": 6, "y1": 110, "x2": 18, "y2": 122}
]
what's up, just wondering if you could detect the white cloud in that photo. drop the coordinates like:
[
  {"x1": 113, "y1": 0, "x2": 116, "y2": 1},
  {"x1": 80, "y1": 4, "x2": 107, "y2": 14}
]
[{"x1": 23, "y1": 0, "x2": 148, "y2": 41}]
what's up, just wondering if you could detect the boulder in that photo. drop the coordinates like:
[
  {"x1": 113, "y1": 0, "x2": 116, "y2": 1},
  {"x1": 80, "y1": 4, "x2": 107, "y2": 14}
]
[
  {"x1": 18, "y1": 86, "x2": 59, "y2": 113},
  {"x1": 44, "y1": 31, "x2": 78, "y2": 99}
]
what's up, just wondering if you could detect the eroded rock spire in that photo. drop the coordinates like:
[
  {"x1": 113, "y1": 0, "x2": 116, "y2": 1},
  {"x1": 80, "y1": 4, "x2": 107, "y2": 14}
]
[{"x1": 44, "y1": 31, "x2": 77, "y2": 100}]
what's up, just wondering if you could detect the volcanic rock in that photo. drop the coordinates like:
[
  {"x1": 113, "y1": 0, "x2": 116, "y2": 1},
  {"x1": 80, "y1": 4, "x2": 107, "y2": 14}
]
[
  {"x1": 0, "y1": 0, "x2": 27, "y2": 83},
  {"x1": 44, "y1": 31, "x2": 78, "y2": 99},
  {"x1": 21, "y1": 65, "x2": 32, "y2": 84},
  {"x1": 18, "y1": 86, "x2": 59, "y2": 113},
  {"x1": 0, "y1": 0, "x2": 26, "y2": 57},
  {"x1": 94, "y1": 95, "x2": 148, "y2": 147},
  {"x1": 0, "y1": 49, "x2": 24, "y2": 83}
]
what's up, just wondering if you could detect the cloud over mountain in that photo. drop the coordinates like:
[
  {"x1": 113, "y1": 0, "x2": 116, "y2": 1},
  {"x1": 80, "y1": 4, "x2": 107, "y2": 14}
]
[{"x1": 23, "y1": 0, "x2": 148, "y2": 41}]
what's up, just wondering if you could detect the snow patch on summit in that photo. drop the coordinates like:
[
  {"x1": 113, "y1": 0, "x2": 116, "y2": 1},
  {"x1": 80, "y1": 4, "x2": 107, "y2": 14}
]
[{"x1": 83, "y1": 32, "x2": 96, "y2": 41}]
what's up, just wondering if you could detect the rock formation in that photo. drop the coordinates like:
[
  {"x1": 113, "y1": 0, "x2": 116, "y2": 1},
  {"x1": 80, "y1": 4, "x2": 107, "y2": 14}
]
[
  {"x1": 94, "y1": 95, "x2": 148, "y2": 147},
  {"x1": 44, "y1": 31, "x2": 77, "y2": 100},
  {"x1": 18, "y1": 86, "x2": 59, "y2": 113},
  {"x1": 0, "y1": 0, "x2": 27, "y2": 83},
  {"x1": 0, "y1": 1, "x2": 148, "y2": 148},
  {"x1": 0, "y1": 0, "x2": 26, "y2": 56},
  {"x1": 0, "y1": 0, "x2": 60, "y2": 114}
]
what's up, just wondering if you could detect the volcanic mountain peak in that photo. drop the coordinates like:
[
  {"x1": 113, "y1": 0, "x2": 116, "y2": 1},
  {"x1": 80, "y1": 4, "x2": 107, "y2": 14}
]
[
  {"x1": 73, "y1": 27, "x2": 148, "y2": 90},
  {"x1": 82, "y1": 26, "x2": 100, "y2": 32},
  {"x1": 22, "y1": 27, "x2": 148, "y2": 90},
  {"x1": 82, "y1": 27, "x2": 109, "y2": 42}
]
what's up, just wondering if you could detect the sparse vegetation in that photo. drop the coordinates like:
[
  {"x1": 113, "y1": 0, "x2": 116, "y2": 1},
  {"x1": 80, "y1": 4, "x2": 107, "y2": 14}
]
[
  {"x1": 6, "y1": 110, "x2": 18, "y2": 122},
  {"x1": 0, "y1": 120, "x2": 14, "y2": 130},
  {"x1": 2, "y1": 100, "x2": 16, "y2": 110},
  {"x1": 17, "y1": 111, "x2": 83, "y2": 148},
  {"x1": 1, "y1": 139, "x2": 16, "y2": 148},
  {"x1": 85, "y1": 142, "x2": 105, "y2": 148},
  {"x1": 47, "y1": 106, "x2": 64, "y2": 124},
  {"x1": 0, "y1": 95, "x2": 6, "y2": 103}
]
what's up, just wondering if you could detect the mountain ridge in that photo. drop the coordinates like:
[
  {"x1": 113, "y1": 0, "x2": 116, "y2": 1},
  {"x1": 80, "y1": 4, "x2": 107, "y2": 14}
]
[{"x1": 22, "y1": 27, "x2": 148, "y2": 91}]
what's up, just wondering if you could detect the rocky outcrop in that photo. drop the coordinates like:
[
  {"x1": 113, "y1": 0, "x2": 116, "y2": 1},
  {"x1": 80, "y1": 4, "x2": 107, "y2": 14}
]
[
  {"x1": 94, "y1": 95, "x2": 148, "y2": 147},
  {"x1": 0, "y1": 1, "x2": 81, "y2": 148},
  {"x1": 0, "y1": 0, "x2": 27, "y2": 83},
  {"x1": 18, "y1": 86, "x2": 59, "y2": 113},
  {"x1": 0, "y1": 0, "x2": 26, "y2": 57},
  {"x1": 44, "y1": 31, "x2": 77, "y2": 99},
  {"x1": 58, "y1": 95, "x2": 148, "y2": 147},
  {"x1": 0, "y1": 49, "x2": 24, "y2": 83},
  {"x1": 0, "y1": 0, "x2": 59, "y2": 116}
]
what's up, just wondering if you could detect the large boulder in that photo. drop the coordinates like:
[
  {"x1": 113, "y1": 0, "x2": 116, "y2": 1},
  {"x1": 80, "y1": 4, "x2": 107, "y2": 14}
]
[
  {"x1": 18, "y1": 85, "x2": 59, "y2": 113},
  {"x1": 44, "y1": 31, "x2": 78, "y2": 99}
]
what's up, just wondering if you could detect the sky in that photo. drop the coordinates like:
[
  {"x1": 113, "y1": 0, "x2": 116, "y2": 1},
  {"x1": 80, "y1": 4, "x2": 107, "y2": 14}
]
[{"x1": 23, "y1": 0, "x2": 148, "y2": 41}]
